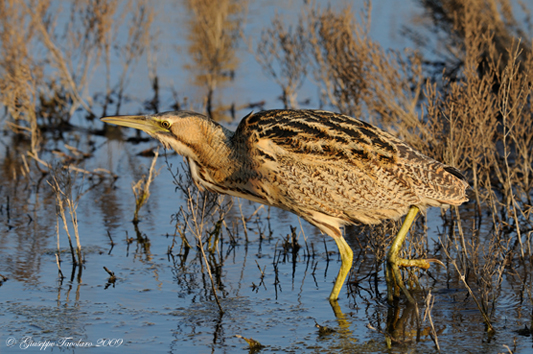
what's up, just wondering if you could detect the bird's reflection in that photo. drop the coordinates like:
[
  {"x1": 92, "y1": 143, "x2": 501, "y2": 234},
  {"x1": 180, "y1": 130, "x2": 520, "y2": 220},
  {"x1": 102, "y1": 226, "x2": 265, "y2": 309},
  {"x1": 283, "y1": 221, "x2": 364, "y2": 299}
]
[{"x1": 329, "y1": 294, "x2": 439, "y2": 349}]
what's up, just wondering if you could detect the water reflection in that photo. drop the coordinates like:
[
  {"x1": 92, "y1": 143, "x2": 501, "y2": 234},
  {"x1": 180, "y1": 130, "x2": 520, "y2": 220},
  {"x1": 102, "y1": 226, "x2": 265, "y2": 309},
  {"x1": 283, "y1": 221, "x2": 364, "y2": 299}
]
[{"x1": 0, "y1": 138, "x2": 55, "y2": 284}]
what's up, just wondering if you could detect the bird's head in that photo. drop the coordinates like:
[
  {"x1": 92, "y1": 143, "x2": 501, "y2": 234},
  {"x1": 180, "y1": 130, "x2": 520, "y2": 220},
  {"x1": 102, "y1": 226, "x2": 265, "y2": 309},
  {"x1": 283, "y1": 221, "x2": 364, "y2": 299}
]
[{"x1": 101, "y1": 111, "x2": 222, "y2": 159}]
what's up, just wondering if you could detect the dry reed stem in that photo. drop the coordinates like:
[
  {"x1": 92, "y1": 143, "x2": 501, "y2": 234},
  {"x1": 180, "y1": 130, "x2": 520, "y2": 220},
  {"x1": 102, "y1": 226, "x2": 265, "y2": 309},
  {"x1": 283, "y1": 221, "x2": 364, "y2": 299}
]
[
  {"x1": 0, "y1": 0, "x2": 42, "y2": 154},
  {"x1": 499, "y1": 44, "x2": 527, "y2": 259},
  {"x1": 423, "y1": 291, "x2": 440, "y2": 351},
  {"x1": 132, "y1": 148, "x2": 160, "y2": 223},
  {"x1": 27, "y1": 150, "x2": 117, "y2": 178},
  {"x1": 405, "y1": 0, "x2": 531, "y2": 80},
  {"x1": 198, "y1": 232, "x2": 224, "y2": 314},
  {"x1": 304, "y1": 2, "x2": 428, "y2": 137},
  {"x1": 237, "y1": 200, "x2": 249, "y2": 242},
  {"x1": 297, "y1": 217, "x2": 310, "y2": 256},
  {"x1": 55, "y1": 217, "x2": 65, "y2": 279},
  {"x1": 66, "y1": 194, "x2": 83, "y2": 265},
  {"x1": 49, "y1": 174, "x2": 82, "y2": 266},
  {"x1": 185, "y1": 188, "x2": 224, "y2": 314}
]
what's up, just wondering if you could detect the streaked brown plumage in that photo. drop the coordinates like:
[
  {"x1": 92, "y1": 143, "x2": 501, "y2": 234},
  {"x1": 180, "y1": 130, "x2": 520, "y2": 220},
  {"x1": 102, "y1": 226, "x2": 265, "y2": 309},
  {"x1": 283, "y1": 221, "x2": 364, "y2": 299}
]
[{"x1": 101, "y1": 109, "x2": 468, "y2": 302}]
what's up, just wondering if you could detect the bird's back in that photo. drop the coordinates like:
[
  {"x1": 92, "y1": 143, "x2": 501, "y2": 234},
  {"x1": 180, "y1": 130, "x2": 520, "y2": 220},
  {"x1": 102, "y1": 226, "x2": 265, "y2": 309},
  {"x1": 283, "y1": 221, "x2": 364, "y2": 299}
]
[{"x1": 230, "y1": 109, "x2": 468, "y2": 227}]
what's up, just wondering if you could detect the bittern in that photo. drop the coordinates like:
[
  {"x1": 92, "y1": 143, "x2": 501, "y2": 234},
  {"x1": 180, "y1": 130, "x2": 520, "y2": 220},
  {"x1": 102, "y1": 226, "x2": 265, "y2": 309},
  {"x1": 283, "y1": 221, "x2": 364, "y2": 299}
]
[{"x1": 102, "y1": 109, "x2": 468, "y2": 302}]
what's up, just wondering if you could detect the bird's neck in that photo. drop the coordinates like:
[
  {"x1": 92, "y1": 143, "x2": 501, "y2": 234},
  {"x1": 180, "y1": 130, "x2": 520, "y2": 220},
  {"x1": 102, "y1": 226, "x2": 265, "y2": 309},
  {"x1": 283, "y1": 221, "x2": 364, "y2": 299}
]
[{"x1": 188, "y1": 122, "x2": 238, "y2": 184}]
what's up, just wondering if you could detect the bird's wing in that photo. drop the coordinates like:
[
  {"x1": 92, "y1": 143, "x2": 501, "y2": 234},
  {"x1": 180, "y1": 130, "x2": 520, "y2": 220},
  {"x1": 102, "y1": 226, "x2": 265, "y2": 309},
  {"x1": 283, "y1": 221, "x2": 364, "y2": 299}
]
[{"x1": 235, "y1": 109, "x2": 402, "y2": 167}]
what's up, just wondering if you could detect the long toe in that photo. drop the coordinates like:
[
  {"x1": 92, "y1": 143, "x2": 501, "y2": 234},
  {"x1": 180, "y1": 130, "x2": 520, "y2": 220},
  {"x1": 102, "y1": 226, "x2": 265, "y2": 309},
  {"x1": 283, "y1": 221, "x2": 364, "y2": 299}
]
[{"x1": 387, "y1": 256, "x2": 443, "y2": 303}]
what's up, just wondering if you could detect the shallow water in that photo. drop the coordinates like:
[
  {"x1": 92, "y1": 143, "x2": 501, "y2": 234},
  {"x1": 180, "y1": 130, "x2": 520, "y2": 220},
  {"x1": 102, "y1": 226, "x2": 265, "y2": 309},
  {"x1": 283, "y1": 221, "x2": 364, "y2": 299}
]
[
  {"x1": 1, "y1": 1, "x2": 533, "y2": 353},
  {"x1": 2, "y1": 139, "x2": 532, "y2": 353}
]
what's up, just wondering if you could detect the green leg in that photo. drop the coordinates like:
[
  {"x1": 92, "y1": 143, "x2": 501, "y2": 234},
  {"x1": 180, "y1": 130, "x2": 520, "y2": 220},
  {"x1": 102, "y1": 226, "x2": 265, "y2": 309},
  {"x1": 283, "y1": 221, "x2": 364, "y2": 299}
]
[
  {"x1": 386, "y1": 206, "x2": 433, "y2": 303},
  {"x1": 329, "y1": 236, "x2": 354, "y2": 301}
]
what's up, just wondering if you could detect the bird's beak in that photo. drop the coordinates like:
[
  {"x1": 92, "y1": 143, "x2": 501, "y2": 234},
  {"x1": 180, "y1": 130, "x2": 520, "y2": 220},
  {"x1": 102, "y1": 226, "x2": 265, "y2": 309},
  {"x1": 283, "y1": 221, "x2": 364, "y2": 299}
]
[{"x1": 101, "y1": 115, "x2": 167, "y2": 134}]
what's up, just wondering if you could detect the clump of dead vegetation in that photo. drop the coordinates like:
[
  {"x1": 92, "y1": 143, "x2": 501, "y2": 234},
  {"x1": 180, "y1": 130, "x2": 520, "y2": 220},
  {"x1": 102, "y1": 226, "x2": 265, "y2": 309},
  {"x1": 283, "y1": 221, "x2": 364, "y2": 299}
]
[
  {"x1": 184, "y1": 0, "x2": 248, "y2": 121},
  {"x1": 167, "y1": 160, "x2": 234, "y2": 314},
  {"x1": 0, "y1": 0, "x2": 154, "y2": 167},
  {"x1": 256, "y1": 13, "x2": 308, "y2": 109},
  {"x1": 48, "y1": 167, "x2": 84, "y2": 280}
]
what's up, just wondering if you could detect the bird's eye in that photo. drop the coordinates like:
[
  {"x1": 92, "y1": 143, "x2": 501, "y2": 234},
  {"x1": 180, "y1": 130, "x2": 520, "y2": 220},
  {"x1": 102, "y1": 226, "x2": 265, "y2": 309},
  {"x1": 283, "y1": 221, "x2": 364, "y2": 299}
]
[{"x1": 160, "y1": 121, "x2": 171, "y2": 129}]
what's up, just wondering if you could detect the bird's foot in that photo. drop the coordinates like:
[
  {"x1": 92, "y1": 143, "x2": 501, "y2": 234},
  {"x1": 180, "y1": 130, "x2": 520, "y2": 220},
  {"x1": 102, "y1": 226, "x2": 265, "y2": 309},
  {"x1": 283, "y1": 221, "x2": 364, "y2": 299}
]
[{"x1": 385, "y1": 257, "x2": 444, "y2": 304}]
